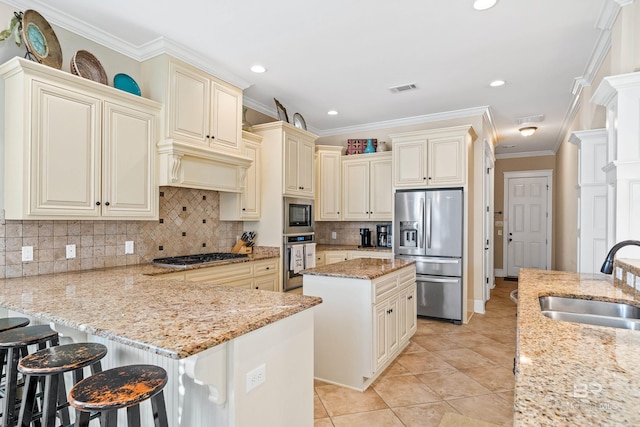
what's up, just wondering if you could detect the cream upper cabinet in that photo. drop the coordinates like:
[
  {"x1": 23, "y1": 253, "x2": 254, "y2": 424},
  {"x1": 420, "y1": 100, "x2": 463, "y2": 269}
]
[
  {"x1": 167, "y1": 60, "x2": 242, "y2": 152},
  {"x1": 342, "y1": 152, "x2": 392, "y2": 221},
  {"x1": 315, "y1": 146, "x2": 343, "y2": 221},
  {"x1": 391, "y1": 125, "x2": 477, "y2": 189},
  {"x1": 284, "y1": 130, "x2": 315, "y2": 198},
  {"x1": 0, "y1": 57, "x2": 160, "y2": 220},
  {"x1": 220, "y1": 131, "x2": 262, "y2": 220}
]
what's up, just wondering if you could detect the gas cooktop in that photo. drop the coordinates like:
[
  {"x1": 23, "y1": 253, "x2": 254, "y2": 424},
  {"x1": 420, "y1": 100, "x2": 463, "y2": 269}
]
[{"x1": 153, "y1": 252, "x2": 248, "y2": 268}]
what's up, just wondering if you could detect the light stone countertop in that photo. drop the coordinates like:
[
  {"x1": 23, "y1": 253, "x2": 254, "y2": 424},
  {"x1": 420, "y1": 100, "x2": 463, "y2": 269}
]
[
  {"x1": 515, "y1": 267, "x2": 640, "y2": 426},
  {"x1": 0, "y1": 261, "x2": 321, "y2": 360},
  {"x1": 301, "y1": 258, "x2": 414, "y2": 280},
  {"x1": 315, "y1": 244, "x2": 392, "y2": 252}
]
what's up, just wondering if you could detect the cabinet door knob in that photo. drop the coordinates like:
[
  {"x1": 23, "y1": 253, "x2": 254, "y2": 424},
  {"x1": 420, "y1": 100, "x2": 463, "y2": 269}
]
[
  {"x1": 206, "y1": 135, "x2": 210, "y2": 139},
  {"x1": 105, "y1": 202, "x2": 110, "y2": 206},
  {"x1": 95, "y1": 201, "x2": 101, "y2": 206},
  {"x1": 408, "y1": 295, "x2": 413, "y2": 300},
  {"x1": 211, "y1": 135, "x2": 215, "y2": 139},
  {"x1": 265, "y1": 267, "x2": 270, "y2": 270},
  {"x1": 242, "y1": 208, "x2": 246, "y2": 211},
  {"x1": 423, "y1": 177, "x2": 427, "y2": 180},
  {"x1": 428, "y1": 177, "x2": 432, "y2": 180}
]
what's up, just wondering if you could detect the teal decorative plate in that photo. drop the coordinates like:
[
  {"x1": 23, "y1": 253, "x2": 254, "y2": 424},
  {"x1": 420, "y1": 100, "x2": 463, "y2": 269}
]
[
  {"x1": 21, "y1": 9, "x2": 62, "y2": 69},
  {"x1": 113, "y1": 73, "x2": 141, "y2": 96}
]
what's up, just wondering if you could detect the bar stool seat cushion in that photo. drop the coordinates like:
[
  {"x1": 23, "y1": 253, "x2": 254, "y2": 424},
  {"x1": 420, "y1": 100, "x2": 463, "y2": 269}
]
[{"x1": 69, "y1": 364, "x2": 167, "y2": 411}]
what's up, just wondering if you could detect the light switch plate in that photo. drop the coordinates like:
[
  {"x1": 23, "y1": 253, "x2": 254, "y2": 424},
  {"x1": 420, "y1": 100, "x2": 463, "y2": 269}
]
[{"x1": 125, "y1": 241, "x2": 134, "y2": 254}]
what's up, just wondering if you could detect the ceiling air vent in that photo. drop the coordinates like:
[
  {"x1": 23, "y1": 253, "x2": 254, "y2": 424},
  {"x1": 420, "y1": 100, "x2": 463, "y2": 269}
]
[
  {"x1": 515, "y1": 114, "x2": 544, "y2": 125},
  {"x1": 389, "y1": 83, "x2": 417, "y2": 93}
]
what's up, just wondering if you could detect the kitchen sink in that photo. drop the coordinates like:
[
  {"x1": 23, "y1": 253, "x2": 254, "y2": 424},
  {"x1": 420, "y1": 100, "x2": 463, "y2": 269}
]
[{"x1": 539, "y1": 296, "x2": 640, "y2": 330}]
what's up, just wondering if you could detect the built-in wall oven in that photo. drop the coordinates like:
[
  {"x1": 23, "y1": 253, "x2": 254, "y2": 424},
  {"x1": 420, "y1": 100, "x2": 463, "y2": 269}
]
[
  {"x1": 284, "y1": 197, "x2": 314, "y2": 235},
  {"x1": 283, "y1": 234, "x2": 315, "y2": 291}
]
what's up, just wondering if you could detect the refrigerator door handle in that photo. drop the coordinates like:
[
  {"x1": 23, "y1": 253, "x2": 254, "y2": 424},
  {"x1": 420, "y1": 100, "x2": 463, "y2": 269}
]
[
  {"x1": 426, "y1": 197, "x2": 432, "y2": 248},
  {"x1": 419, "y1": 198, "x2": 425, "y2": 249},
  {"x1": 418, "y1": 258, "x2": 460, "y2": 264},
  {"x1": 419, "y1": 277, "x2": 459, "y2": 284}
]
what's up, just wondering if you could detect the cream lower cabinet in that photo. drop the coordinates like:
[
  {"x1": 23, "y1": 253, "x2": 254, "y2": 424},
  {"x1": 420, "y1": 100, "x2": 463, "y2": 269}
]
[
  {"x1": 323, "y1": 250, "x2": 393, "y2": 264},
  {"x1": 161, "y1": 258, "x2": 279, "y2": 291},
  {"x1": 0, "y1": 57, "x2": 160, "y2": 220},
  {"x1": 391, "y1": 125, "x2": 477, "y2": 189},
  {"x1": 220, "y1": 131, "x2": 262, "y2": 220},
  {"x1": 315, "y1": 146, "x2": 343, "y2": 220},
  {"x1": 342, "y1": 153, "x2": 392, "y2": 221},
  {"x1": 324, "y1": 251, "x2": 349, "y2": 264},
  {"x1": 303, "y1": 264, "x2": 416, "y2": 391}
]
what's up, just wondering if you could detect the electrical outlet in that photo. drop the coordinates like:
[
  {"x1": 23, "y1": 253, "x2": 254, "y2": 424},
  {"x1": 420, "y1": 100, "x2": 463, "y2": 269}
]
[
  {"x1": 21, "y1": 246, "x2": 33, "y2": 262},
  {"x1": 66, "y1": 244, "x2": 76, "y2": 259},
  {"x1": 331, "y1": 231, "x2": 337, "y2": 240},
  {"x1": 125, "y1": 241, "x2": 134, "y2": 254},
  {"x1": 246, "y1": 363, "x2": 266, "y2": 393}
]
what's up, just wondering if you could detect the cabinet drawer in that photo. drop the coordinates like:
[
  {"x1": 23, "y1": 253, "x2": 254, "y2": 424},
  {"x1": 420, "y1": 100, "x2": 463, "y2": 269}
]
[
  {"x1": 373, "y1": 275, "x2": 398, "y2": 303},
  {"x1": 228, "y1": 277, "x2": 253, "y2": 289},
  {"x1": 398, "y1": 267, "x2": 416, "y2": 288},
  {"x1": 184, "y1": 263, "x2": 253, "y2": 283},
  {"x1": 254, "y1": 259, "x2": 279, "y2": 276}
]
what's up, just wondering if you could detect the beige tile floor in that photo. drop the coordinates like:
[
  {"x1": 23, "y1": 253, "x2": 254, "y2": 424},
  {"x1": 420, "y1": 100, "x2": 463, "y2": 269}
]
[{"x1": 314, "y1": 278, "x2": 518, "y2": 427}]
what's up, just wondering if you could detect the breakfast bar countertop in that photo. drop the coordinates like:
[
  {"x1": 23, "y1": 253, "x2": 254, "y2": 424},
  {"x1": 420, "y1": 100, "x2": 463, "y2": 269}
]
[
  {"x1": 515, "y1": 267, "x2": 640, "y2": 426},
  {"x1": 0, "y1": 263, "x2": 321, "y2": 360},
  {"x1": 302, "y1": 257, "x2": 414, "y2": 280}
]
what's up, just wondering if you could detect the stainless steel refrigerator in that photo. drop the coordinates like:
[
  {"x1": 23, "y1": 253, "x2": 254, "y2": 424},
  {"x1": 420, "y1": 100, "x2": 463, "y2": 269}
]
[{"x1": 394, "y1": 188, "x2": 463, "y2": 323}]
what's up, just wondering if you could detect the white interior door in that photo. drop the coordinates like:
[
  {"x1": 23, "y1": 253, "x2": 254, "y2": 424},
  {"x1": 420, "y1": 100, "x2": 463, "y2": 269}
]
[{"x1": 505, "y1": 172, "x2": 552, "y2": 277}]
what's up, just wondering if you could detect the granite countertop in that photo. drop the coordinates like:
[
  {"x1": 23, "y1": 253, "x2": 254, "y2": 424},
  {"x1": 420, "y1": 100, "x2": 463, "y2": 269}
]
[
  {"x1": 0, "y1": 263, "x2": 320, "y2": 360},
  {"x1": 140, "y1": 246, "x2": 280, "y2": 276},
  {"x1": 316, "y1": 244, "x2": 392, "y2": 252},
  {"x1": 515, "y1": 267, "x2": 640, "y2": 426},
  {"x1": 302, "y1": 258, "x2": 414, "y2": 280}
]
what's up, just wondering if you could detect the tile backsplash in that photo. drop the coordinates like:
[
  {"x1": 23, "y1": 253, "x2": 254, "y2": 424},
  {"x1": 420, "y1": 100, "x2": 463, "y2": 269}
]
[
  {"x1": 315, "y1": 221, "x2": 388, "y2": 246},
  {"x1": 0, "y1": 187, "x2": 243, "y2": 279}
]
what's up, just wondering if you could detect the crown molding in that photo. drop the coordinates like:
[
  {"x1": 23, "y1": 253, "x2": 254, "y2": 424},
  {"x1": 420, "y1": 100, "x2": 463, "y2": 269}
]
[
  {"x1": 0, "y1": 0, "x2": 251, "y2": 89},
  {"x1": 482, "y1": 107, "x2": 498, "y2": 144},
  {"x1": 312, "y1": 105, "x2": 490, "y2": 138},
  {"x1": 495, "y1": 150, "x2": 556, "y2": 160},
  {"x1": 568, "y1": 128, "x2": 607, "y2": 146}
]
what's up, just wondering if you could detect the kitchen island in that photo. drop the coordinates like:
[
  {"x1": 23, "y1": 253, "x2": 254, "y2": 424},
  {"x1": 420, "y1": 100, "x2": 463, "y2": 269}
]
[
  {"x1": 302, "y1": 258, "x2": 416, "y2": 391},
  {"x1": 0, "y1": 261, "x2": 321, "y2": 427},
  {"x1": 515, "y1": 266, "x2": 640, "y2": 426}
]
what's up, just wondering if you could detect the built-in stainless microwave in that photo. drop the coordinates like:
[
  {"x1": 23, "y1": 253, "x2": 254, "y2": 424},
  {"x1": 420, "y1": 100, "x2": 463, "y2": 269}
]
[{"x1": 284, "y1": 197, "x2": 314, "y2": 235}]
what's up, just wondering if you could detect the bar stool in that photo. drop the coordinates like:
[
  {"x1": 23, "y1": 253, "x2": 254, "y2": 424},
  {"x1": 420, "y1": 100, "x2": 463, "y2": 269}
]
[
  {"x1": 0, "y1": 318, "x2": 30, "y2": 380},
  {"x1": 0, "y1": 325, "x2": 59, "y2": 427},
  {"x1": 18, "y1": 342, "x2": 107, "y2": 427},
  {"x1": 69, "y1": 364, "x2": 169, "y2": 427}
]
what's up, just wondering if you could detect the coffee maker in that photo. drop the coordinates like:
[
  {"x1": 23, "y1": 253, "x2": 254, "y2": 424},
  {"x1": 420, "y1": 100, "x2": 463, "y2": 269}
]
[
  {"x1": 376, "y1": 224, "x2": 391, "y2": 248},
  {"x1": 359, "y1": 228, "x2": 372, "y2": 248}
]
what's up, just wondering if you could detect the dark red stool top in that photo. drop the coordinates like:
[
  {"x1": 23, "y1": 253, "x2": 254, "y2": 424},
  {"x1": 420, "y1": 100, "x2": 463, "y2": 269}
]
[
  {"x1": 69, "y1": 364, "x2": 168, "y2": 411},
  {"x1": 0, "y1": 317, "x2": 29, "y2": 333},
  {"x1": 18, "y1": 343, "x2": 107, "y2": 375}
]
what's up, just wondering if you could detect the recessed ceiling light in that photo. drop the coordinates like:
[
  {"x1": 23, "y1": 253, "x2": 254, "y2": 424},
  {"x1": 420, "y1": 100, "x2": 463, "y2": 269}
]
[
  {"x1": 489, "y1": 80, "x2": 505, "y2": 87},
  {"x1": 473, "y1": 0, "x2": 497, "y2": 11},
  {"x1": 519, "y1": 127, "x2": 537, "y2": 137},
  {"x1": 327, "y1": 110, "x2": 338, "y2": 116},
  {"x1": 250, "y1": 65, "x2": 266, "y2": 73}
]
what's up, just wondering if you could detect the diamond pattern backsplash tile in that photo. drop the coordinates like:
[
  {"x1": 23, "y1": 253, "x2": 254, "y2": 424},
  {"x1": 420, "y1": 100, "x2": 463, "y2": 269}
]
[{"x1": 0, "y1": 187, "x2": 243, "y2": 279}]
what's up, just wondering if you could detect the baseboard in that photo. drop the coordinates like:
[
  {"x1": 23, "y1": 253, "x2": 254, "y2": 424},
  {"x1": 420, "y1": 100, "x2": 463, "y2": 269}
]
[
  {"x1": 494, "y1": 269, "x2": 506, "y2": 277},
  {"x1": 474, "y1": 299, "x2": 486, "y2": 314}
]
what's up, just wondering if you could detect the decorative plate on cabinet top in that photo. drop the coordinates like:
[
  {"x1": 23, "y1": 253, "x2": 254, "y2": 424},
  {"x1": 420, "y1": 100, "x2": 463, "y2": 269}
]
[
  {"x1": 274, "y1": 98, "x2": 289, "y2": 123},
  {"x1": 70, "y1": 50, "x2": 108, "y2": 85},
  {"x1": 21, "y1": 9, "x2": 62, "y2": 69},
  {"x1": 113, "y1": 73, "x2": 141, "y2": 96},
  {"x1": 293, "y1": 113, "x2": 307, "y2": 131}
]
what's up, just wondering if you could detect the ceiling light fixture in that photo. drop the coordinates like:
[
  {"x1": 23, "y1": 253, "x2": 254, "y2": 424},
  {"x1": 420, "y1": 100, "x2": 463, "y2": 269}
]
[
  {"x1": 250, "y1": 65, "x2": 266, "y2": 73},
  {"x1": 489, "y1": 80, "x2": 505, "y2": 87},
  {"x1": 327, "y1": 110, "x2": 338, "y2": 116},
  {"x1": 473, "y1": 0, "x2": 497, "y2": 11},
  {"x1": 519, "y1": 127, "x2": 537, "y2": 137}
]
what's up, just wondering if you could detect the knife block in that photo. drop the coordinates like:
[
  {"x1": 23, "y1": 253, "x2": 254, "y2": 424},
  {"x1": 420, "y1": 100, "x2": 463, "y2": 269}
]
[{"x1": 231, "y1": 241, "x2": 252, "y2": 254}]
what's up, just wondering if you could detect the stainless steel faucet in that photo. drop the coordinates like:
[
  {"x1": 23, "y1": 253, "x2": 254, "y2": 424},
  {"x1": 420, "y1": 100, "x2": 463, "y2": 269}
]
[{"x1": 600, "y1": 240, "x2": 640, "y2": 274}]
